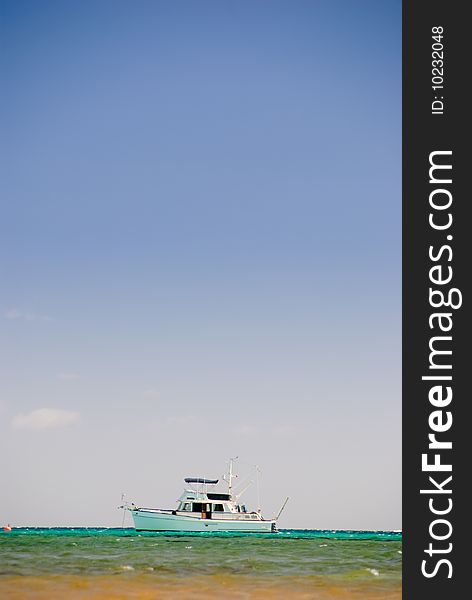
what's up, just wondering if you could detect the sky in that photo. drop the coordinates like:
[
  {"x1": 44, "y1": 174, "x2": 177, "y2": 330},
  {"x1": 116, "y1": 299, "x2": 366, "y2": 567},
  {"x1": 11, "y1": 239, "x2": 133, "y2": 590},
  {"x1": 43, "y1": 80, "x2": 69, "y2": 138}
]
[{"x1": 0, "y1": 0, "x2": 401, "y2": 530}]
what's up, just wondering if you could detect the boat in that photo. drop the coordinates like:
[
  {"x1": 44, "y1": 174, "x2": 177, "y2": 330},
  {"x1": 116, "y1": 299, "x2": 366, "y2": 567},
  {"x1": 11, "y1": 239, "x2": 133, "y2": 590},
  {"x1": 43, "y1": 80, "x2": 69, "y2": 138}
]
[{"x1": 123, "y1": 458, "x2": 287, "y2": 532}]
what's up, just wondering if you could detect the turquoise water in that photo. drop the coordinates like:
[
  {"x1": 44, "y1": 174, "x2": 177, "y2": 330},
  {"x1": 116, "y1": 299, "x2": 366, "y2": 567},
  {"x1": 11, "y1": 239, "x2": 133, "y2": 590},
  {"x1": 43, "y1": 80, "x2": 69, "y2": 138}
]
[
  {"x1": 1, "y1": 528, "x2": 401, "y2": 576},
  {"x1": 0, "y1": 528, "x2": 402, "y2": 599}
]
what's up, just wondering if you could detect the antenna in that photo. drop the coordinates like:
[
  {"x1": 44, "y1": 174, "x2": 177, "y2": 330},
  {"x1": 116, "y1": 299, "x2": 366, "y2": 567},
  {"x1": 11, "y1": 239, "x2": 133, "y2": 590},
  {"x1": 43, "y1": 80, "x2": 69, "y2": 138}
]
[
  {"x1": 276, "y1": 497, "x2": 290, "y2": 521},
  {"x1": 255, "y1": 465, "x2": 262, "y2": 513},
  {"x1": 234, "y1": 480, "x2": 253, "y2": 500},
  {"x1": 223, "y1": 456, "x2": 239, "y2": 495}
]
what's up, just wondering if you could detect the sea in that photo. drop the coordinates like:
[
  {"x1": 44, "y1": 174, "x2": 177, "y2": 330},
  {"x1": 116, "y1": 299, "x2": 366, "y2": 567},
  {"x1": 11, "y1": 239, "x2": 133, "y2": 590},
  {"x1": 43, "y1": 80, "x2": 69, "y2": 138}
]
[{"x1": 0, "y1": 528, "x2": 402, "y2": 599}]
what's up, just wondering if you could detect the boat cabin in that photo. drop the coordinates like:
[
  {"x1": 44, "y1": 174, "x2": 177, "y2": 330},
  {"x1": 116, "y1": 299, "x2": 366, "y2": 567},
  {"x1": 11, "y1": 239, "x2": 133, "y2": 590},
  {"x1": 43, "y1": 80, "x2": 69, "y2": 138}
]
[{"x1": 174, "y1": 477, "x2": 255, "y2": 520}]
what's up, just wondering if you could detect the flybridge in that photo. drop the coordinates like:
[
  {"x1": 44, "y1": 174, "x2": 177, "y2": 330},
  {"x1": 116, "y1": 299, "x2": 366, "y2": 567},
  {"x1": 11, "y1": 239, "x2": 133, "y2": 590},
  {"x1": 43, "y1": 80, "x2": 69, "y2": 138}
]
[{"x1": 184, "y1": 478, "x2": 219, "y2": 484}]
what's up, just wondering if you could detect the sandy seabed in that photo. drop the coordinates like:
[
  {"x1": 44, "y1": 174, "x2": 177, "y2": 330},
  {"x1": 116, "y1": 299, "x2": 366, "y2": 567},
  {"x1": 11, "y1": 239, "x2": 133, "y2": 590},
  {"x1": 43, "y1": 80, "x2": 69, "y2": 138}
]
[{"x1": 0, "y1": 574, "x2": 401, "y2": 599}]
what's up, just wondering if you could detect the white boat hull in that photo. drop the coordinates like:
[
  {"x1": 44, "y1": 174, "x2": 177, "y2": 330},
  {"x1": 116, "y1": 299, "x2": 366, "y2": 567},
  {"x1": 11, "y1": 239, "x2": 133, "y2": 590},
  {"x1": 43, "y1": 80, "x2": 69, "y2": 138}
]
[{"x1": 131, "y1": 509, "x2": 276, "y2": 532}]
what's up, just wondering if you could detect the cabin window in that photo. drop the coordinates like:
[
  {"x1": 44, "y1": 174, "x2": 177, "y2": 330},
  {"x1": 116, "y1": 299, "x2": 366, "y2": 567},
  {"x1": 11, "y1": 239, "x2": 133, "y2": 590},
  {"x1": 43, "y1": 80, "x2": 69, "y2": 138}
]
[
  {"x1": 212, "y1": 503, "x2": 224, "y2": 512},
  {"x1": 241, "y1": 505, "x2": 247, "y2": 513},
  {"x1": 207, "y1": 493, "x2": 231, "y2": 501},
  {"x1": 181, "y1": 503, "x2": 191, "y2": 511},
  {"x1": 192, "y1": 503, "x2": 203, "y2": 512}
]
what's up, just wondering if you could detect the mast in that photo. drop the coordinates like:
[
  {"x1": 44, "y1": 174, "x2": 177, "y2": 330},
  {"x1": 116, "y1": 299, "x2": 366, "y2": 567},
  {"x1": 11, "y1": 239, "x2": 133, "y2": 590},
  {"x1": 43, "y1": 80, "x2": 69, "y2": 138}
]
[{"x1": 226, "y1": 456, "x2": 238, "y2": 496}]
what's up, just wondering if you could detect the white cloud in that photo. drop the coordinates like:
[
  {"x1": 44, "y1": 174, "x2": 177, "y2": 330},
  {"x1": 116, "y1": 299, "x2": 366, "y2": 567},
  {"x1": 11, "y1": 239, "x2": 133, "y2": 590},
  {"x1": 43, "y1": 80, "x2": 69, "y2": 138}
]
[
  {"x1": 4, "y1": 308, "x2": 25, "y2": 320},
  {"x1": 11, "y1": 408, "x2": 80, "y2": 430},
  {"x1": 4, "y1": 308, "x2": 53, "y2": 322}
]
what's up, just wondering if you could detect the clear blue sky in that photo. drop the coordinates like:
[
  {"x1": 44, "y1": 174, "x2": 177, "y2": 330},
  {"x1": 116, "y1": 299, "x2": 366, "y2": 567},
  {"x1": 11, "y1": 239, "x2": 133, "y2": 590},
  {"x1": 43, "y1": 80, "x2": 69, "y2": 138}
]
[{"x1": 0, "y1": 0, "x2": 401, "y2": 529}]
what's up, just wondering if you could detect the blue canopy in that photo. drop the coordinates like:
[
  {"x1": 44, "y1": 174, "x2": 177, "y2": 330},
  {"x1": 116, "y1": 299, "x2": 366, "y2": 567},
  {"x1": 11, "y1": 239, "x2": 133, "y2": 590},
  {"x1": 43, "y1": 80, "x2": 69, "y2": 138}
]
[{"x1": 184, "y1": 477, "x2": 219, "y2": 484}]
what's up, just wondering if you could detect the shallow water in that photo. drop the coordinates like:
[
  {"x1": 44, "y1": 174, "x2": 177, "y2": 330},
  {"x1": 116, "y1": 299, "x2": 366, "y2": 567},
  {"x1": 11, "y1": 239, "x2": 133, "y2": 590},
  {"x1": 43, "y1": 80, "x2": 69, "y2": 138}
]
[{"x1": 0, "y1": 528, "x2": 401, "y2": 598}]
